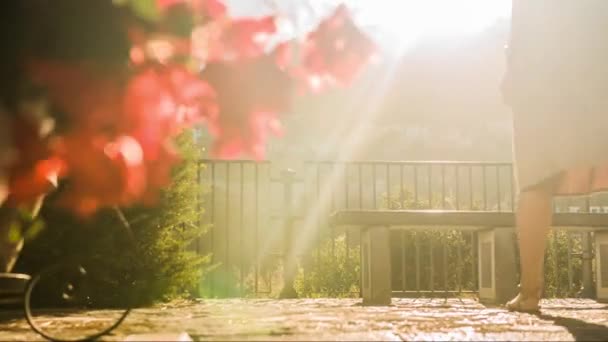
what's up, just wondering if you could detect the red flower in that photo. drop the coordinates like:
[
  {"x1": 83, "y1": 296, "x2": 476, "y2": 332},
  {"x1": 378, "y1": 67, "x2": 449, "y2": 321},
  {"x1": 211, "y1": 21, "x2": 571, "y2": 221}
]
[
  {"x1": 300, "y1": 4, "x2": 376, "y2": 92},
  {"x1": 6, "y1": 117, "x2": 66, "y2": 206},
  {"x1": 201, "y1": 52, "x2": 292, "y2": 159},
  {"x1": 202, "y1": 16, "x2": 277, "y2": 62},
  {"x1": 140, "y1": 141, "x2": 181, "y2": 205},
  {"x1": 30, "y1": 60, "x2": 214, "y2": 154},
  {"x1": 55, "y1": 132, "x2": 181, "y2": 216},
  {"x1": 55, "y1": 134, "x2": 147, "y2": 216},
  {"x1": 27, "y1": 61, "x2": 215, "y2": 215},
  {"x1": 27, "y1": 61, "x2": 125, "y2": 134},
  {"x1": 127, "y1": 1, "x2": 229, "y2": 66},
  {"x1": 197, "y1": 0, "x2": 227, "y2": 18},
  {"x1": 210, "y1": 111, "x2": 283, "y2": 160},
  {"x1": 123, "y1": 63, "x2": 216, "y2": 159},
  {"x1": 121, "y1": 64, "x2": 212, "y2": 205}
]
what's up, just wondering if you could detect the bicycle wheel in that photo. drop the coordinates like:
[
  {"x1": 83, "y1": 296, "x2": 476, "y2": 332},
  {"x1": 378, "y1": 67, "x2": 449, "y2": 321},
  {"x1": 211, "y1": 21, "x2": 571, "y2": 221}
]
[
  {"x1": 24, "y1": 261, "x2": 132, "y2": 342},
  {"x1": 23, "y1": 207, "x2": 137, "y2": 341}
]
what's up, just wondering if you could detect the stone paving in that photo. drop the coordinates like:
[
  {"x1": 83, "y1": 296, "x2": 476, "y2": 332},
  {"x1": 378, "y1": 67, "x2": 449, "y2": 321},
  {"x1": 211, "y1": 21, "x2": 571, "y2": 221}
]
[{"x1": 1, "y1": 298, "x2": 608, "y2": 341}]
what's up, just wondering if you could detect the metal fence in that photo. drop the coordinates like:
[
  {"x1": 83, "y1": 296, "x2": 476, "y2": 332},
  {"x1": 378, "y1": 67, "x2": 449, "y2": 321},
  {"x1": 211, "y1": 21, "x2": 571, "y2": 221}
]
[{"x1": 195, "y1": 159, "x2": 602, "y2": 299}]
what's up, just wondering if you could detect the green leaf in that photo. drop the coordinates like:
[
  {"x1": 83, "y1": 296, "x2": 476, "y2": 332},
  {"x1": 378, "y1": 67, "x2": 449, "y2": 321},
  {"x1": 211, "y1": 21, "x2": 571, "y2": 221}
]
[
  {"x1": 7, "y1": 221, "x2": 22, "y2": 243},
  {"x1": 127, "y1": 0, "x2": 161, "y2": 22},
  {"x1": 164, "y1": 4, "x2": 195, "y2": 37},
  {"x1": 24, "y1": 220, "x2": 46, "y2": 241},
  {"x1": 18, "y1": 207, "x2": 35, "y2": 222}
]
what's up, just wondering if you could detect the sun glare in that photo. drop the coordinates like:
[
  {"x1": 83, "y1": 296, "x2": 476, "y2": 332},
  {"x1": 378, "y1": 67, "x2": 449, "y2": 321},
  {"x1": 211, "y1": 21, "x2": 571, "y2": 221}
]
[{"x1": 351, "y1": 0, "x2": 511, "y2": 50}]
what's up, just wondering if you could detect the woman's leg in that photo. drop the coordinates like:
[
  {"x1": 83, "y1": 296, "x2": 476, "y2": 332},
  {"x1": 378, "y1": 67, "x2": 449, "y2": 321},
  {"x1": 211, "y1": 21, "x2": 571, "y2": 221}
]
[{"x1": 506, "y1": 186, "x2": 553, "y2": 311}]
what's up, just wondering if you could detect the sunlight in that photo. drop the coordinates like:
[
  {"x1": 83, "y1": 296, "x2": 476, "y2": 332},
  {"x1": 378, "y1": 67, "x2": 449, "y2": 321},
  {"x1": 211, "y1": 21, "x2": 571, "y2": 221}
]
[
  {"x1": 292, "y1": 62, "x2": 402, "y2": 261},
  {"x1": 288, "y1": 1, "x2": 512, "y2": 262},
  {"x1": 351, "y1": 0, "x2": 511, "y2": 50},
  {"x1": 284, "y1": 1, "x2": 513, "y2": 262}
]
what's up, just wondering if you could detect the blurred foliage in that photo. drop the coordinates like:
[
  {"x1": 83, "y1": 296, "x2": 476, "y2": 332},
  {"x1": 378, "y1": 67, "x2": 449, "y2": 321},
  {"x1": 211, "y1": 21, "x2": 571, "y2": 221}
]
[
  {"x1": 295, "y1": 234, "x2": 360, "y2": 298},
  {"x1": 542, "y1": 230, "x2": 584, "y2": 297},
  {"x1": 15, "y1": 129, "x2": 212, "y2": 307}
]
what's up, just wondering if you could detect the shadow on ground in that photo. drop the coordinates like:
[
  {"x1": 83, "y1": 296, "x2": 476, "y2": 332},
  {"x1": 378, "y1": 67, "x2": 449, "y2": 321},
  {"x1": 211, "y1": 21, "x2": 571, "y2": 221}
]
[{"x1": 539, "y1": 314, "x2": 608, "y2": 342}]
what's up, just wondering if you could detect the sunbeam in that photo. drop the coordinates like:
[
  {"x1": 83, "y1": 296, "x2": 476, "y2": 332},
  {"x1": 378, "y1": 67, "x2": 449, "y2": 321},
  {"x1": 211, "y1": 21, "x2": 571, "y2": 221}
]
[{"x1": 290, "y1": 0, "x2": 512, "y2": 270}]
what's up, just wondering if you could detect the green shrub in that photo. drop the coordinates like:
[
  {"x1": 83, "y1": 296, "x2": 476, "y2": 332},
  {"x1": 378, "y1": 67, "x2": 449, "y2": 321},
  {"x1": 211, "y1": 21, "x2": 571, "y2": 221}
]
[
  {"x1": 15, "y1": 129, "x2": 211, "y2": 307},
  {"x1": 295, "y1": 234, "x2": 360, "y2": 297},
  {"x1": 542, "y1": 230, "x2": 584, "y2": 297}
]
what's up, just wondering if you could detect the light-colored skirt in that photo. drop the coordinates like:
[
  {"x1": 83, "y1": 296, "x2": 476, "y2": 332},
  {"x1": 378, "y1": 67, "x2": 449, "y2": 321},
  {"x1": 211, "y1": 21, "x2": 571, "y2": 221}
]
[
  {"x1": 511, "y1": 98, "x2": 608, "y2": 195},
  {"x1": 505, "y1": 0, "x2": 608, "y2": 196}
]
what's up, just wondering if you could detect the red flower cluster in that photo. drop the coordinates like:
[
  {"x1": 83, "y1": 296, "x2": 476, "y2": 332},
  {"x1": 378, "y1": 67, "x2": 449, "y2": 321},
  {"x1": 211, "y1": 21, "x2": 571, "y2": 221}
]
[
  {"x1": 205, "y1": 16, "x2": 277, "y2": 62},
  {"x1": 6, "y1": 116, "x2": 66, "y2": 206},
  {"x1": 201, "y1": 52, "x2": 292, "y2": 159},
  {"x1": 299, "y1": 4, "x2": 377, "y2": 93},
  {"x1": 196, "y1": 4, "x2": 376, "y2": 158},
  {"x1": 2, "y1": 0, "x2": 377, "y2": 216},
  {"x1": 23, "y1": 61, "x2": 215, "y2": 215}
]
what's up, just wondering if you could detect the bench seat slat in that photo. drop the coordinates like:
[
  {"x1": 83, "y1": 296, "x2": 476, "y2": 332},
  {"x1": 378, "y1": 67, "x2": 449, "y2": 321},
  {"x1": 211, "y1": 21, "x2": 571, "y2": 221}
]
[{"x1": 329, "y1": 210, "x2": 608, "y2": 229}]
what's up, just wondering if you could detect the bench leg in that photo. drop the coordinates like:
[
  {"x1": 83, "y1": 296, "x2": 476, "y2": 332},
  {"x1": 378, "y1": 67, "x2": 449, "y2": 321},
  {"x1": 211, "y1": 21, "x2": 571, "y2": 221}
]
[
  {"x1": 361, "y1": 226, "x2": 392, "y2": 306},
  {"x1": 595, "y1": 231, "x2": 608, "y2": 302},
  {"x1": 477, "y1": 228, "x2": 518, "y2": 305}
]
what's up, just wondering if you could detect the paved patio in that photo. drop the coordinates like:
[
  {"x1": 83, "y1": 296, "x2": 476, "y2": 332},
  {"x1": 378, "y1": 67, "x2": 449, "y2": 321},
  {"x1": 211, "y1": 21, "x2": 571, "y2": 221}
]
[{"x1": 1, "y1": 298, "x2": 608, "y2": 341}]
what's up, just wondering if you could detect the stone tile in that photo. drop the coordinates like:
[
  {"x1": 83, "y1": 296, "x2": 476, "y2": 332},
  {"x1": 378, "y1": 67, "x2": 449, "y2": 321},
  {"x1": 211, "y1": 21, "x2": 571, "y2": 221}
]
[{"x1": 0, "y1": 298, "x2": 607, "y2": 341}]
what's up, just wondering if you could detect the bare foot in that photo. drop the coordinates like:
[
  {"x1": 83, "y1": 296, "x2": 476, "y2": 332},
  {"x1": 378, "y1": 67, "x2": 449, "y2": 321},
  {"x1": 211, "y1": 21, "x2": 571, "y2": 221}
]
[{"x1": 505, "y1": 292, "x2": 540, "y2": 313}]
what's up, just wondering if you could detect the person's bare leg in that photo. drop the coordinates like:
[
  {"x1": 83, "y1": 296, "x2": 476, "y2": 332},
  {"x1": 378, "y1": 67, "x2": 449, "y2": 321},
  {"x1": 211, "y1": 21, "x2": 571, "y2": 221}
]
[{"x1": 506, "y1": 187, "x2": 553, "y2": 312}]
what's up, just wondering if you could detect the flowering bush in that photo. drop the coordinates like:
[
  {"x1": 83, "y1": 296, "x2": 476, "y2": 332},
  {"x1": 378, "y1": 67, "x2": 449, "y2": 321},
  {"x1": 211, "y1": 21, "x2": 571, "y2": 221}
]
[
  {"x1": 0, "y1": 0, "x2": 377, "y2": 216},
  {"x1": 17, "y1": 129, "x2": 210, "y2": 306}
]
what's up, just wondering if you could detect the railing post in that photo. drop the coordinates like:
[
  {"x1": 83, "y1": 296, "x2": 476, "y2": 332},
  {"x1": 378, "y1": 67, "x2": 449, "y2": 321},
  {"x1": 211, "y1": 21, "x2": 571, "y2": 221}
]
[
  {"x1": 279, "y1": 168, "x2": 298, "y2": 299},
  {"x1": 361, "y1": 225, "x2": 392, "y2": 305},
  {"x1": 595, "y1": 231, "x2": 608, "y2": 302},
  {"x1": 478, "y1": 228, "x2": 518, "y2": 304}
]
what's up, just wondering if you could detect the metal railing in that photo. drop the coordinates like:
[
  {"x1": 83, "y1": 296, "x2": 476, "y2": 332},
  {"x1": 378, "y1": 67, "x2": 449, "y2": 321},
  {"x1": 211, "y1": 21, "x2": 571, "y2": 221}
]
[{"x1": 195, "y1": 159, "x2": 602, "y2": 299}]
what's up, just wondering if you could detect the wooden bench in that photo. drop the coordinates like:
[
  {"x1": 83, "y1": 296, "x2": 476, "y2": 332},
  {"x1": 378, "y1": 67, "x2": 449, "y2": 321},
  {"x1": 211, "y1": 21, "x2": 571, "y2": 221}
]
[{"x1": 329, "y1": 210, "x2": 608, "y2": 305}]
